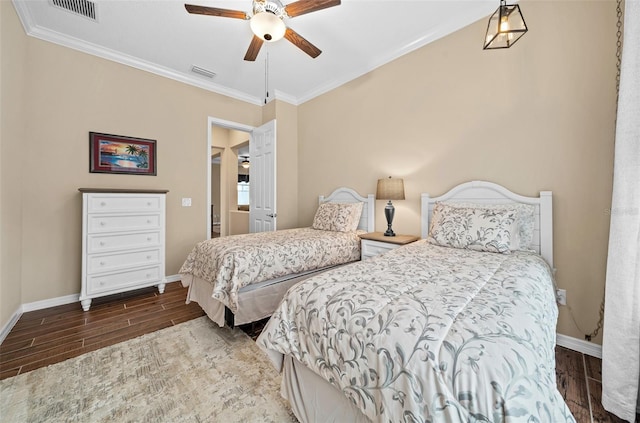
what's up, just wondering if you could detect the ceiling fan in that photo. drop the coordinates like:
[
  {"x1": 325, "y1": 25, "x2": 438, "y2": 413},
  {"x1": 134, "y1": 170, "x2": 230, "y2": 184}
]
[{"x1": 185, "y1": 0, "x2": 341, "y2": 61}]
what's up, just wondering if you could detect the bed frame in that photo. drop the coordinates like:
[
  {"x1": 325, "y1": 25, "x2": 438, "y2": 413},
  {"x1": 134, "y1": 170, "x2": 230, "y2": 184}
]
[
  {"x1": 421, "y1": 180, "x2": 553, "y2": 267},
  {"x1": 278, "y1": 181, "x2": 554, "y2": 423},
  {"x1": 186, "y1": 187, "x2": 375, "y2": 328}
]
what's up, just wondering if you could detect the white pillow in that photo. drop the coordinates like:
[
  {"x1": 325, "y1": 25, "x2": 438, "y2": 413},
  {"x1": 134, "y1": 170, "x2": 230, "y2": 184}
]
[
  {"x1": 312, "y1": 202, "x2": 364, "y2": 232},
  {"x1": 427, "y1": 202, "x2": 519, "y2": 254},
  {"x1": 442, "y1": 201, "x2": 535, "y2": 251}
]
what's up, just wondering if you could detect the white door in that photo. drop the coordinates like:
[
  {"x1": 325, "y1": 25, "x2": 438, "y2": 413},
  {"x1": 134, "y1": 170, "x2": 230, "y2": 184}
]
[{"x1": 249, "y1": 120, "x2": 276, "y2": 232}]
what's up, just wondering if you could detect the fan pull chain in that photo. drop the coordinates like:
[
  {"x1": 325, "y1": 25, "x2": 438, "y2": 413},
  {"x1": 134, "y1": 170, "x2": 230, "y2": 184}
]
[{"x1": 264, "y1": 52, "x2": 270, "y2": 104}]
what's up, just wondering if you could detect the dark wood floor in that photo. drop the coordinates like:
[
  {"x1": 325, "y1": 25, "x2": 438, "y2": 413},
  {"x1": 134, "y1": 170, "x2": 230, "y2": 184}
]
[{"x1": 0, "y1": 282, "x2": 637, "y2": 423}]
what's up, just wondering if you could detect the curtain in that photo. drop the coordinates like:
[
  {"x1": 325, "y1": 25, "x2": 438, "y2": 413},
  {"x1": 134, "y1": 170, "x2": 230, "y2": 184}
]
[{"x1": 602, "y1": 1, "x2": 640, "y2": 421}]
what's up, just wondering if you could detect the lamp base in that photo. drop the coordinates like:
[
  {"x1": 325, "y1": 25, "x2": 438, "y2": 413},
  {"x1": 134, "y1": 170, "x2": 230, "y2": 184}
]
[{"x1": 384, "y1": 200, "x2": 396, "y2": 237}]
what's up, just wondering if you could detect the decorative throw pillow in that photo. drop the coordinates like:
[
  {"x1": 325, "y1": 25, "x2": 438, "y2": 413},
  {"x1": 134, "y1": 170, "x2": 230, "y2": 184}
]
[
  {"x1": 442, "y1": 201, "x2": 536, "y2": 251},
  {"x1": 312, "y1": 202, "x2": 364, "y2": 232},
  {"x1": 427, "y1": 202, "x2": 519, "y2": 254}
]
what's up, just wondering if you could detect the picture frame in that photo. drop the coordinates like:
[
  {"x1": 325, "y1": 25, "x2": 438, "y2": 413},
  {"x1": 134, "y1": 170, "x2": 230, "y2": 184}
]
[{"x1": 89, "y1": 132, "x2": 157, "y2": 176}]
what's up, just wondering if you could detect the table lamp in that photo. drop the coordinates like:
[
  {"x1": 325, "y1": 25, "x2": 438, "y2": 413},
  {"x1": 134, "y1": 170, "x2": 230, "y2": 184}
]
[{"x1": 376, "y1": 177, "x2": 405, "y2": 237}]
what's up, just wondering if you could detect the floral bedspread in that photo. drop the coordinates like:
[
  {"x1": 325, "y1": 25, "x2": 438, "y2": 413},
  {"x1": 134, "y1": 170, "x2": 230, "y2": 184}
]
[
  {"x1": 258, "y1": 240, "x2": 575, "y2": 423},
  {"x1": 179, "y1": 228, "x2": 362, "y2": 313}
]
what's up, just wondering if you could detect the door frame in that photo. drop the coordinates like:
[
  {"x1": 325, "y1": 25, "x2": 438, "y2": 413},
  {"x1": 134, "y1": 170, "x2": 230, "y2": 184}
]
[{"x1": 207, "y1": 116, "x2": 254, "y2": 239}]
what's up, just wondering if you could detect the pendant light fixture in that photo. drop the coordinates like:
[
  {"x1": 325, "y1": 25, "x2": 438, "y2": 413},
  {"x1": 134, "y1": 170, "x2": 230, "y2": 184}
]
[
  {"x1": 241, "y1": 156, "x2": 250, "y2": 169},
  {"x1": 483, "y1": 0, "x2": 528, "y2": 50}
]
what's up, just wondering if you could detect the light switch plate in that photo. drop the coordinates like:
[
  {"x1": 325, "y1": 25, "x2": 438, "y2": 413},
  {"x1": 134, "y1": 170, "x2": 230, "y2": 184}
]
[{"x1": 181, "y1": 198, "x2": 192, "y2": 207}]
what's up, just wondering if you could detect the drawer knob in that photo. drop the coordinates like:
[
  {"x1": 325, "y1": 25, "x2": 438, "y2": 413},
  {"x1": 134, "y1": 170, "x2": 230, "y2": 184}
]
[
  {"x1": 147, "y1": 255, "x2": 152, "y2": 260},
  {"x1": 147, "y1": 202, "x2": 152, "y2": 206},
  {"x1": 100, "y1": 221, "x2": 106, "y2": 226},
  {"x1": 147, "y1": 237, "x2": 152, "y2": 241},
  {"x1": 146, "y1": 273, "x2": 151, "y2": 278},
  {"x1": 99, "y1": 281, "x2": 105, "y2": 286},
  {"x1": 147, "y1": 219, "x2": 151, "y2": 224},
  {"x1": 100, "y1": 202, "x2": 106, "y2": 206},
  {"x1": 100, "y1": 241, "x2": 105, "y2": 246},
  {"x1": 100, "y1": 261, "x2": 105, "y2": 266}
]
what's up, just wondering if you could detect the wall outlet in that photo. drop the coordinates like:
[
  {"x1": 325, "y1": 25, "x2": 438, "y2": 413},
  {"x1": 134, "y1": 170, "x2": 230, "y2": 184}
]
[
  {"x1": 181, "y1": 198, "x2": 192, "y2": 207},
  {"x1": 556, "y1": 289, "x2": 567, "y2": 306}
]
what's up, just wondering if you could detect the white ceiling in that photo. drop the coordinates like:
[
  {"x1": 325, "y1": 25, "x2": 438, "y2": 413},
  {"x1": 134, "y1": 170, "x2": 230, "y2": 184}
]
[{"x1": 12, "y1": 0, "x2": 498, "y2": 105}]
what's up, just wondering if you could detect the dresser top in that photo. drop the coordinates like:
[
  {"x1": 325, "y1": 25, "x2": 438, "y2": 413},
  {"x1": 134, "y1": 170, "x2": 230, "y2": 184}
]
[{"x1": 78, "y1": 188, "x2": 169, "y2": 194}]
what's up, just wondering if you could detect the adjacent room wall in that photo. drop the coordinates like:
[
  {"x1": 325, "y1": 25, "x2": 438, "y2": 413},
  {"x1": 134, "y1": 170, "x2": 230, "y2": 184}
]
[{"x1": 296, "y1": 0, "x2": 617, "y2": 343}]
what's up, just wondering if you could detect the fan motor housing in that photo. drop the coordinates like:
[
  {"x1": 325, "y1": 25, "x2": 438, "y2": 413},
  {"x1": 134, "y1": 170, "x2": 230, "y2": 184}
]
[{"x1": 252, "y1": 0, "x2": 285, "y2": 18}]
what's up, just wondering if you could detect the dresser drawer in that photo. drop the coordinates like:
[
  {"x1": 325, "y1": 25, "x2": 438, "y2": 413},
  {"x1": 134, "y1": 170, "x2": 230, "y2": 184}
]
[
  {"x1": 86, "y1": 266, "x2": 161, "y2": 295},
  {"x1": 87, "y1": 195, "x2": 161, "y2": 213},
  {"x1": 87, "y1": 213, "x2": 160, "y2": 234},
  {"x1": 88, "y1": 231, "x2": 160, "y2": 254},
  {"x1": 87, "y1": 249, "x2": 160, "y2": 275}
]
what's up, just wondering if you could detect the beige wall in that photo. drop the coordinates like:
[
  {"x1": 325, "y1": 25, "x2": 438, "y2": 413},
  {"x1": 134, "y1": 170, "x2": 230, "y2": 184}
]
[
  {"x1": 1, "y1": 1, "x2": 618, "y2": 346},
  {"x1": 296, "y1": 1, "x2": 617, "y2": 343},
  {"x1": 1, "y1": 1, "x2": 26, "y2": 325},
  {"x1": 0, "y1": 3, "x2": 263, "y2": 315}
]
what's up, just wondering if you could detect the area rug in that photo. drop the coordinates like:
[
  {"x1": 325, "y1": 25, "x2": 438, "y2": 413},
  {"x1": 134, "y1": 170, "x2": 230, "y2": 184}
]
[{"x1": 0, "y1": 317, "x2": 297, "y2": 422}]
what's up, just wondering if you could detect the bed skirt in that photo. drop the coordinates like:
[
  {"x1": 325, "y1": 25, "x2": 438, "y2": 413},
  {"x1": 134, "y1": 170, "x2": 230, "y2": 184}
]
[
  {"x1": 282, "y1": 356, "x2": 371, "y2": 423},
  {"x1": 182, "y1": 266, "x2": 340, "y2": 327}
]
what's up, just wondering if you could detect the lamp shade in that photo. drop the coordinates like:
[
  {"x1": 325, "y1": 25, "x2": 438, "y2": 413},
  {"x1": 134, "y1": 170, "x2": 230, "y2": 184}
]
[
  {"x1": 483, "y1": 0, "x2": 528, "y2": 50},
  {"x1": 250, "y1": 12, "x2": 286, "y2": 42},
  {"x1": 376, "y1": 177, "x2": 405, "y2": 200}
]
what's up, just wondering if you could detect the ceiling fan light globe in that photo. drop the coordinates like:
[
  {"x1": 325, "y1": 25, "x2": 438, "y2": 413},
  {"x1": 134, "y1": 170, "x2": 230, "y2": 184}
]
[{"x1": 250, "y1": 11, "x2": 286, "y2": 42}]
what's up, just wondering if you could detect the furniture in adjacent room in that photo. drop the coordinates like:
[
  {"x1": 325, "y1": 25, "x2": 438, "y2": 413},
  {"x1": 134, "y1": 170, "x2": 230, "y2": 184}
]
[
  {"x1": 78, "y1": 188, "x2": 169, "y2": 311},
  {"x1": 359, "y1": 231, "x2": 420, "y2": 260}
]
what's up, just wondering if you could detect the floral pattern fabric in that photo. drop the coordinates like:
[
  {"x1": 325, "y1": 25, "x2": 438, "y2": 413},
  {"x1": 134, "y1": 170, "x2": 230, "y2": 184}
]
[
  {"x1": 427, "y1": 202, "x2": 519, "y2": 254},
  {"x1": 443, "y1": 201, "x2": 536, "y2": 251},
  {"x1": 258, "y1": 241, "x2": 575, "y2": 423},
  {"x1": 179, "y1": 228, "x2": 362, "y2": 313},
  {"x1": 312, "y1": 202, "x2": 364, "y2": 232}
]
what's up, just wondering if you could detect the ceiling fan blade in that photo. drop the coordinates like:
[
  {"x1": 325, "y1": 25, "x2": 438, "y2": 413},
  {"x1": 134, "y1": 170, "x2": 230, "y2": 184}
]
[
  {"x1": 244, "y1": 35, "x2": 264, "y2": 61},
  {"x1": 285, "y1": 0, "x2": 340, "y2": 17},
  {"x1": 284, "y1": 27, "x2": 322, "y2": 58},
  {"x1": 184, "y1": 4, "x2": 247, "y2": 19}
]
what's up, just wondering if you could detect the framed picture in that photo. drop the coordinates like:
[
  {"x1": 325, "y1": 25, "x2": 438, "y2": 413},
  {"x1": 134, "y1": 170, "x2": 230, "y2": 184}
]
[{"x1": 89, "y1": 132, "x2": 157, "y2": 175}]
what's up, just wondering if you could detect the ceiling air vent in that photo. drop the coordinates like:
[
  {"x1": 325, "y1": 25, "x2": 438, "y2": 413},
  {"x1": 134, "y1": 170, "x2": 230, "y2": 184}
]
[
  {"x1": 51, "y1": 0, "x2": 97, "y2": 21},
  {"x1": 191, "y1": 65, "x2": 216, "y2": 79}
]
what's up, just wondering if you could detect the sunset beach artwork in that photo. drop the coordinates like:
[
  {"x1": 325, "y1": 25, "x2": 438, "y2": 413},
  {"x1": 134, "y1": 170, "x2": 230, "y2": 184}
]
[{"x1": 89, "y1": 132, "x2": 156, "y2": 175}]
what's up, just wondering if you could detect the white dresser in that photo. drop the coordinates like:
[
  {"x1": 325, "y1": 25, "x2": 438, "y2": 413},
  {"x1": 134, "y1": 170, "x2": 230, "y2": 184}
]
[{"x1": 79, "y1": 188, "x2": 169, "y2": 311}]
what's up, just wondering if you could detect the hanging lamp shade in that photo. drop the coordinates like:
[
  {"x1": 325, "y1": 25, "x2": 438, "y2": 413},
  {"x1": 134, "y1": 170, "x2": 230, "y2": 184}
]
[
  {"x1": 483, "y1": 0, "x2": 528, "y2": 50},
  {"x1": 250, "y1": 11, "x2": 286, "y2": 42}
]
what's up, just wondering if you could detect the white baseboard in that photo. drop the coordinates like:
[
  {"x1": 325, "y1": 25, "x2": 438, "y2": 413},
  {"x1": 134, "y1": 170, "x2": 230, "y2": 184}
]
[
  {"x1": 21, "y1": 293, "x2": 80, "y2": 313},
  {"x1": 556, "y1": 333, "x2": 602, "y2": 358},
  {"x1": 0, "y1": 307, "x2": 22, "y2": 345},
  {"x1": 0, "y1": 276, "x2": 182, "y2": 344}
]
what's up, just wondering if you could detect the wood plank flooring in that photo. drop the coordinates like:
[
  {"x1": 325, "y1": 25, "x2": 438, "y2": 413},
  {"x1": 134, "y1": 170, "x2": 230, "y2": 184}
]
[{"x1": 1, "y1": 282, "x2": 637, "y2": 423}]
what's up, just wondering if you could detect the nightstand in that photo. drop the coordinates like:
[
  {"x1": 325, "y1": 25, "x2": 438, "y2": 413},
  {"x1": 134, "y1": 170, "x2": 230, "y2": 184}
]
[{"x1": 359, "y1": 232, "x2": 420, "y2": 260}]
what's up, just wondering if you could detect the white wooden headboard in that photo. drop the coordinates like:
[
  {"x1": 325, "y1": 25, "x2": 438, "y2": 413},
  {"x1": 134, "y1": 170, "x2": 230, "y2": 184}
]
[
  {"x1": 420, "y1": 181, "x2": 553, "y2": 267},
  {"x1": 319, "y1": 187, "x2": 375, "y2": 232}
]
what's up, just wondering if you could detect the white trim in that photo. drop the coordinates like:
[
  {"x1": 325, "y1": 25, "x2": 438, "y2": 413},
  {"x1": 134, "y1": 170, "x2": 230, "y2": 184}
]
[
  {"x1": 556, "y1": 334, "x2": 602, "y2": 359},
  {"x1": 165, "y1": 274, "x2": 181, "y2": 283},
  {"x1": 22, "y1": 293, "x2": 79, "y2": 313},
  {"x1": 0, "y1": 307, "x2": 22, "y2": 345}
]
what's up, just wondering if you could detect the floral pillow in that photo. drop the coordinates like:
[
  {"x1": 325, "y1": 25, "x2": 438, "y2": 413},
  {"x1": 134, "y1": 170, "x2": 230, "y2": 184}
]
[
  {"x1": 312, "y1": 202, "x2": 364, "y2": 232},
  {"x1": 442, "y1": 201, "x2": 536, "y2": 251},
  {"x1": 427, "y1": 202, "x2": 519, "y2": 254}
]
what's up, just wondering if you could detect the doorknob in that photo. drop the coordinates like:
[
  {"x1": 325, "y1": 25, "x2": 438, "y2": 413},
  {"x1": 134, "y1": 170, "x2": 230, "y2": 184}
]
[{"x1": 267, "y1": 213, "x2": 277, "y2": 218}]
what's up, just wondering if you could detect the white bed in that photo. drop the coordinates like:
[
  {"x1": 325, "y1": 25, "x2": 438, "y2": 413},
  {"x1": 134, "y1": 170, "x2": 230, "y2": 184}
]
[
  {"x1": 258, "y1": 181, "x2": 574, "y2": 423},
  {"x1": 180, "y1": 187, "x2": 374, "y2": 327}
]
